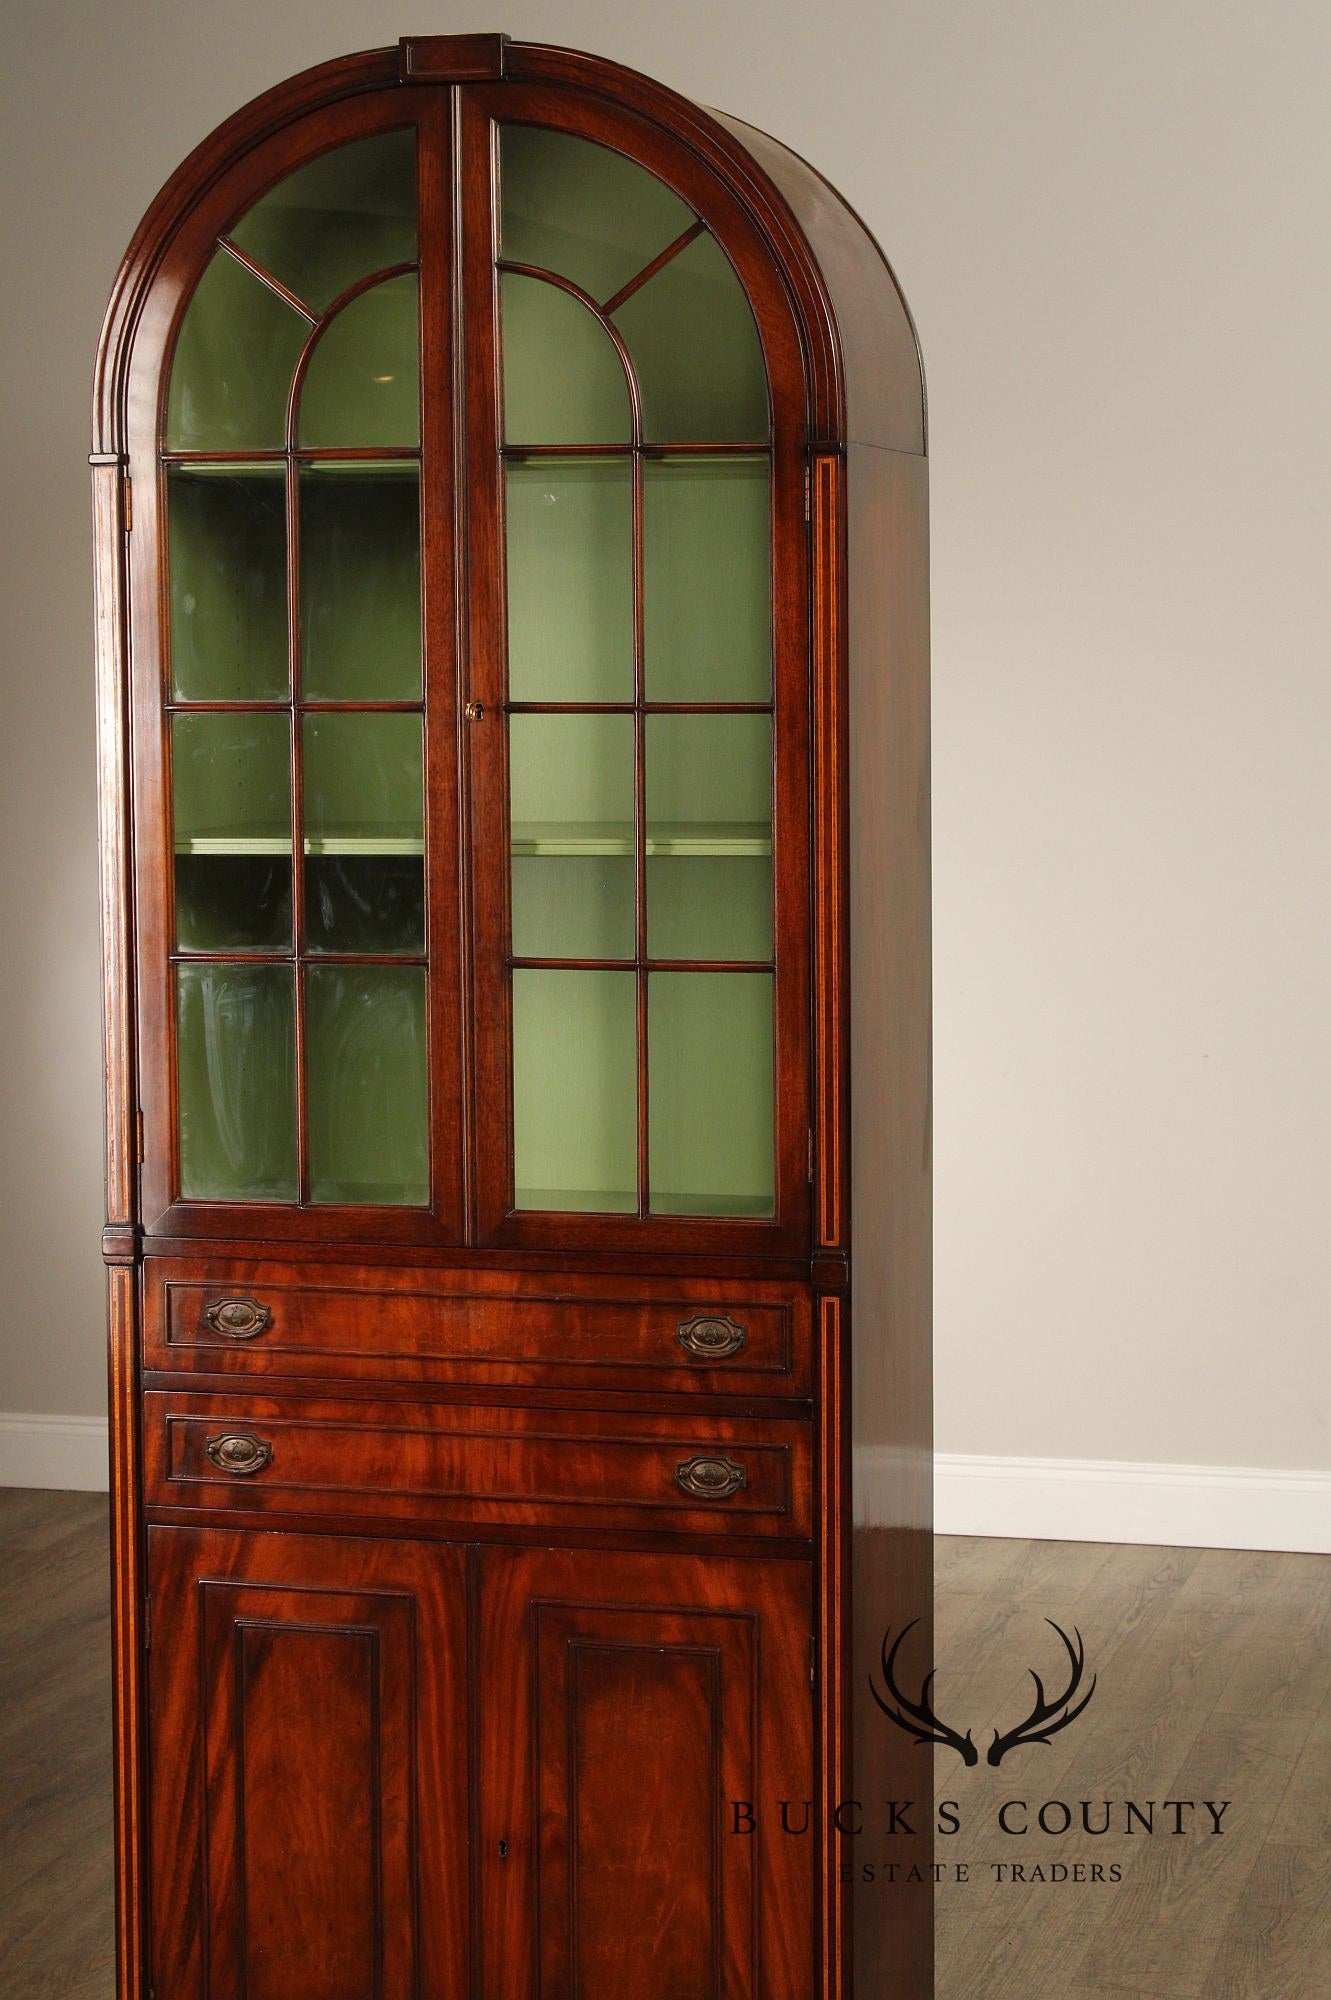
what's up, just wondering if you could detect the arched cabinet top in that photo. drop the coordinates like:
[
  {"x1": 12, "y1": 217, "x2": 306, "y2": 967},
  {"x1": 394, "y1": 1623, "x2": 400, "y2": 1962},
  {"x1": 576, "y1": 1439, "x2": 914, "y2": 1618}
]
[{"x1": 93, "y1": 33, "x2": 925, "y2": 459}]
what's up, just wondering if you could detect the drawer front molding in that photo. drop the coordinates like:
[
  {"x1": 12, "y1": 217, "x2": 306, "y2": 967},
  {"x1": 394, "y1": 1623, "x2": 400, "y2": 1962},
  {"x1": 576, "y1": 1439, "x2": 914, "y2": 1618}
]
[
  {"x1": 145, "y1": 1393, "x2": 812, "y2": 1540},
  {"x1": 147, "y1": 1263, "x2": 810, "y2": 1397}
]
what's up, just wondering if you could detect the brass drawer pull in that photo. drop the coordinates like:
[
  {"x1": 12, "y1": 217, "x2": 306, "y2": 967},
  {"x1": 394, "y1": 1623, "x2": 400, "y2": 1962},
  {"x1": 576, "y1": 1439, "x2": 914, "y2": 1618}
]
[
  {"x1": 205, "y1": 1432, "x2": 273, "y2": 1477},
  {"x1": 675, "y1": 1454, "x2": 748, "y2": 1501},
  {"x1": 675, "y1": 1313, "x2": 747, "y2": 1361},
  {"x1": 203, "y1": 1297, "x2": 272, "y2": 1340}
]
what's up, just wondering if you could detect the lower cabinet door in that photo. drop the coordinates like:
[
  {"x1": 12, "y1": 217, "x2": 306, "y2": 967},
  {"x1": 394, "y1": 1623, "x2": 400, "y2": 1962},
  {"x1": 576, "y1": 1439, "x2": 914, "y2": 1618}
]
[
  {"x1": 144, "y1": 1525, "x2": 469, "y2": 2000},
  {"x1": 477, "y1": 1545, "x2": 816, "y2": 1998}
]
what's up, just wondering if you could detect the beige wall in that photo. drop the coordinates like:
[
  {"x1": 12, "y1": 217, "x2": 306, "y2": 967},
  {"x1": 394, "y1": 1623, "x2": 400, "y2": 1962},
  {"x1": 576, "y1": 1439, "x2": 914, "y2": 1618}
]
[{"x1": 3, "y1": 0, "x2": 1327, "y2": 1468}]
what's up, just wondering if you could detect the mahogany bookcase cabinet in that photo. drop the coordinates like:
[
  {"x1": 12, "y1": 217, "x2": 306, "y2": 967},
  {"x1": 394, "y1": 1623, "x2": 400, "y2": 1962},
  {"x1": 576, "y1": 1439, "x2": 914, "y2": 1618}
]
[{"x1": 92, "y1": 32, "x2": 932, "y2": 1999}]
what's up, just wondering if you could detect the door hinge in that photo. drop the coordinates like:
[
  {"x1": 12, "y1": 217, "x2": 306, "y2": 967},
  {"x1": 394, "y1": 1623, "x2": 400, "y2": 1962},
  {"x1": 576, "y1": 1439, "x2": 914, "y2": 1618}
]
[
  {"x1": 809, "y1": 1634, "x2": 817, "y2": 1688},
  {"x1": 143, "y1": 1594, "x2": 151, "y2": 1650},
  {"x1": 803, "y1": 463, "x2": 812, "y2": 523},
  {"x1": 136, "y1": 1109, "x2": 145, "y2": 1163},
  {"x1": 122, "y1": 474, "x2": 133, "y2": 533},
  {"x1": 807, "y1": 1128, "x2": 815, "y2": 1183}
]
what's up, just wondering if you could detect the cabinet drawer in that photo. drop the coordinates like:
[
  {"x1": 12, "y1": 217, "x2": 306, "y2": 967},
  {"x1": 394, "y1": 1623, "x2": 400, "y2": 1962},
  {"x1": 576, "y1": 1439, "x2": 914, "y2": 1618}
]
[
  {"x1": 143, "y1": 1392, "x2": 813, "y2": 1541},
  {"x1": 145, "y1": 1259, "x2": 811, "y2": 1398}
]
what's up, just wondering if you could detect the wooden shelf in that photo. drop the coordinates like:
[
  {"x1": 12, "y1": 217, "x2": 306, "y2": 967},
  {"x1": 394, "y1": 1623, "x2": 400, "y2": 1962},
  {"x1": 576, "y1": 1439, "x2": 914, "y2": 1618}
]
[
  {"x1": 510, "y1": 821, "x2": 771, "y2": 858},
  {"x1": 178, "y1": 836, "x2": 424, "y2": 856},
  {"x1": 179, "y1": 824, "x2": 772, "y2": 859},
  {"x1": 514, "y1": 1187, "x2": 773, "y2": 1217}
]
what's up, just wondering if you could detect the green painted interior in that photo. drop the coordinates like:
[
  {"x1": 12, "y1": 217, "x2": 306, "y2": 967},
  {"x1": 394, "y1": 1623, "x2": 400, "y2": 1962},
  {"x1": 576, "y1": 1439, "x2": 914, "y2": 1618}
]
[
  {"x1": 502, "y1": 273, "x2": 630, "y2": 445},
  {"x1": 500, "y1": 126, "x2": 694, "y2": 306},
  {"x1": 166, "y1": 251, "x2": 308, "y2": 451},
  {"x1": 643, "y1": 458, "x2": 770, "y2": 700},
  {"x1": 305, "y1": 964, "x2": 429, "y2": 1204},
  {"x1": 168, "y1": 467, "x2": 288, "y2": 700},
  {"x1": 176, "y1": 964, "x2": 298, "y2": 1201},
  {"x1": 505, "y1": 458, "x2": 632, "y2": 700},
  {"x1": 512, "y1": 970, "x2": 637, "y2": 1211},
  {"x1": 648, "y1": 973, "x2": 775, "y2": 1216},
  {"x1": 228, "y1": 129, "x2": 417, "y2": 315},
  {"x1": 297, "y1": 272, "x2": 420, "y2": 448},
  {"x1": 300, "y1": 465, "x2": 421, "y2": 700}
]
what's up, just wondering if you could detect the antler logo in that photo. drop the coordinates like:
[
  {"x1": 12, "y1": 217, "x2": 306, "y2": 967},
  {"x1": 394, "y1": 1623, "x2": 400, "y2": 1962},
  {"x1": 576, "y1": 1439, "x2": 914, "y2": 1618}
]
[{"x1": 870, "y1": 1618, "x2": 1097, "y2": 1767}]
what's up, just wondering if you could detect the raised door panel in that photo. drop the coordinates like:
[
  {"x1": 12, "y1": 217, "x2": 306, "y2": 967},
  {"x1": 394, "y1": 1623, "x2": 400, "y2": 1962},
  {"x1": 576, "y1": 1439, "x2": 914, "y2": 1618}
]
[
  {"x1": 145, "y1": 1526, "x2": 468, "y2": 1998},
  {"x1": 476, "y1": 1545, "x2": 815, "y2": 1997}
]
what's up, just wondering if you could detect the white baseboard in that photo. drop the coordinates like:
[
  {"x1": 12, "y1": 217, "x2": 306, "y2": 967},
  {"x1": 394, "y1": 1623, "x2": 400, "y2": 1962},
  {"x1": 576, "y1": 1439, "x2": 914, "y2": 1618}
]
[
  {"x1": 0, "y1": 1412, "x2": 110, "y2": 1493},
  {"x1": 1, "y1": 1416, "x2": 1327, "y2": 1554},
  {"x1": 934, "y1": 1451, "x2": 1331, "y2": 1555}
]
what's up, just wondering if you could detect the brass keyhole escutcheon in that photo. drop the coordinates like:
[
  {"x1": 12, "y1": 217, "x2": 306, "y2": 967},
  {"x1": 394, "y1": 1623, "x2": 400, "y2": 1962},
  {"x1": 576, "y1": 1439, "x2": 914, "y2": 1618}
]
[{"x1": 464, "y1": 700, "x2": 485, "y2": 720}]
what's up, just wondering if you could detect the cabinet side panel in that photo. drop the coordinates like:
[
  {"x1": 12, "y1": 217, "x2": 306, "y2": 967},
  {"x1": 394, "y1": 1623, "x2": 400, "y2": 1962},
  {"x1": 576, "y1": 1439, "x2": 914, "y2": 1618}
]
[
  {"x1": 848, "y1": 443, "x2": 933, "y2": 1995},
  {"x1": 107, "y1": 1263, "x2": 146, "y2": 2000},
  {"x1": 93, "y1": 460, "x2": 135, "y2": 1234}
]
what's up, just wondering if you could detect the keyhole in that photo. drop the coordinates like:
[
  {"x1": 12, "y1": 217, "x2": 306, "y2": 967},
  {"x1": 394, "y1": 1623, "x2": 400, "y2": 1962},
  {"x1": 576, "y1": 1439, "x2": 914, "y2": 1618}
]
[{"x1": 498, "y1": 1838, "x2": 509, "y2": 1860}]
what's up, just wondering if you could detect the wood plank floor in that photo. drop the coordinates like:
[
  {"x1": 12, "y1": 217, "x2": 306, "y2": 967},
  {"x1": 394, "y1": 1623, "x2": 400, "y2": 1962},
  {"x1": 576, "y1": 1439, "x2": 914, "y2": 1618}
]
[
  {"x1": 0, "y1": 1493, "x2": 1325, "y2": 1995},
  {"x1": 931, "y1": 1535, "x2": 1331, "y2": 1997}
]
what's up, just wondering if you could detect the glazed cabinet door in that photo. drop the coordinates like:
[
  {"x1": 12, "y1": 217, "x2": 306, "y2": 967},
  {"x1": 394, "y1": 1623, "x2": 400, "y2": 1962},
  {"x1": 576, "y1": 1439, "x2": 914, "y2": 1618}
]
[
  {"x1": 475, "y1": 1545, "x2": 816, "y2": 1998},
  {"x1": 460, "y1": 89, "x2": 812, "y2": 1255},
  {"x1": 144, "y1": 1526, "x2": 469, "y2": 1999},
  {"x1": 129, "y1": 92, "x2": 464, "y2": 1245}
]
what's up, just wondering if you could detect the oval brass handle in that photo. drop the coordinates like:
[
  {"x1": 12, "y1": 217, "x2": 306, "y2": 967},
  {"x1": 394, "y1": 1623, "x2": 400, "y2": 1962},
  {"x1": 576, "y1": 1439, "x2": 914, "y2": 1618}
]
[
  {"x1": 205, "y1": 1432, "x2": 273, "y2": 1477},
  {"x1": 675, "y1": 1313, "x2": 747, "y2": 1361},
  {"x1": 203, "y1": 1297, "x2": 272, "y2": 1340},
  {"x1": 675, "y1": 1454, "x2": 748, "y2": 1501}
]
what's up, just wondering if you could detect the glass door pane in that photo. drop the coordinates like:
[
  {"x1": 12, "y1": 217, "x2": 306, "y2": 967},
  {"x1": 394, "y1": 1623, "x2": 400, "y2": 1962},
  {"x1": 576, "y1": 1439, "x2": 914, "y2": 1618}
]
[
  {"x1": 166, "y1": 249, "x2": 308, "y2": 451},
  {"x1": 305, "y1": 965, "x2": 428, "y2": 1203},
  {"x1": 505, "y1": 458, "x2": 631, "y2": 701},
  {"x1": 645, "y1": 714, "x2": 772, "y2": 963},
  {"x1": 298, "y1": 272, "x2": 420, "y2": 448},
  {"x1": 302, "y1": 713, "x2": 424, "y2": 955},
  {"x1": 177, "y1": 963, "x2": 297, "y2": 1201},
  {"x1": 299, "y1": 465, "x2": 421, "y2": 701},
  {"x1": 168, "y1": 466, "x2": 288, "y2": 701},
  {"x1": 228, "y1": 128, "x2": 417, "y2": 315},
  {"x1": 643, "y1": 457, "x2": 770, "y2": 701},
  {"x1": 509, "y1": 713, "x2": 634, "y2": 962},
  {"x1": 512, "y1": 970, "x2": 637, "y2": 1212},
  {"x1": 648, "y1": 973, "x2": 774, "y2": 1217},
  {"x1": 501, "y1": 274, "x2": 630, "y2": 445},
  {"x1": 172, "y1": 712, "x2": 292, "y2": 953}
]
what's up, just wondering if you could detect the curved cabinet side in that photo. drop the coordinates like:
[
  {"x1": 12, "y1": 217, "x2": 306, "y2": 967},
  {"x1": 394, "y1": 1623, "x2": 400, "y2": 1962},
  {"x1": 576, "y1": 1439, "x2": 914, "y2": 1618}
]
[{"x1": 712, "y1": 109, "x2": 926, "y2": 454}]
